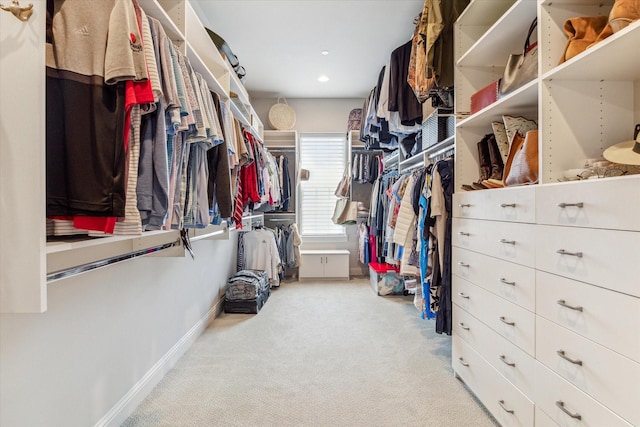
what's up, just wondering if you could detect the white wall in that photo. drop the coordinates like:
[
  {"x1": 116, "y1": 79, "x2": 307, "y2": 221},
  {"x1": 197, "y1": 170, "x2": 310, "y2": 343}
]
[
  {"x1": 0, "y1": 234, "x2": 238, "y2": 427},
  {"x1": 254, "y1": 97, "x2": 369, "y2": 276}
]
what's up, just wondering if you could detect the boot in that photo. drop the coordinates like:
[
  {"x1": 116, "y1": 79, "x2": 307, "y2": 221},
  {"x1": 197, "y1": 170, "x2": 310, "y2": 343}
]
[
  {"x1": 476, "y1": 135, "x2": 491, "y2": 182},
  {"x1": 486, "y1": 134, "x2": 505, "y2": 180},
  {"x1": 608, "y1": 0, "x2": 640, "y2": 32}
]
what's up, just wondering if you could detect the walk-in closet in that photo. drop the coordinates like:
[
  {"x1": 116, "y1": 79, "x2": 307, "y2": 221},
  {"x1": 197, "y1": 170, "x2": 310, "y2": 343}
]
[{"x1": 1, "y1": 0, "x2": 638, "y2": 426}]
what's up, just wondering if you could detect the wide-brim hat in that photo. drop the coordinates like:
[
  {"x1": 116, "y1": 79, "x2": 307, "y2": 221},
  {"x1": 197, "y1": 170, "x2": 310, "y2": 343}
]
[{"x1": 603, "y1": 138, "x2": 640, "y2": 165}]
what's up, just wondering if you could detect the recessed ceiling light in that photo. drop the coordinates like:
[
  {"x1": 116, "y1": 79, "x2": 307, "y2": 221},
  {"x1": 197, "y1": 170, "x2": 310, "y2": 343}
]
[
  {"x1": 321, "y1": 50, "x2": 329, "y2": 55},
  {"x1": 317, "y1": 75, "x2": 329, "y2": 83}
]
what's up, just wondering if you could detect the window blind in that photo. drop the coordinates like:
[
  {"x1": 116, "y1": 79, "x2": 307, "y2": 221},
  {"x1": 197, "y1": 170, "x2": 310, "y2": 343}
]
[{"x1": 299, "y1": 133, "x2": 347, "y2": 236}]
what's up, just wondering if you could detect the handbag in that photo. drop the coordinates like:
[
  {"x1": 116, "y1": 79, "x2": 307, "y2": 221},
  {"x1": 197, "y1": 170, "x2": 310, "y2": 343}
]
[
  {"x1": 499, "y1": 18, "x2": 538, "y2": 97},
  {"x1": 331, "y1": 198, "x2": 358, "y2": 225},
  {"x1": 334, "y1": 166, "x2": 351, "y2": 199},
  {"x1": 503, "y1": 130, "x2": 539, "y2": 186},
  {"x1": 558, "y1": 16, "x2": 611, "y2": 64}
]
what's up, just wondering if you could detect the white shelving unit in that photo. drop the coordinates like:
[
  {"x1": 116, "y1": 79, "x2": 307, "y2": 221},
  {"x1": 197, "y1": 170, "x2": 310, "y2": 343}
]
[{"x1": 452, "y1": 1, "x2": 640, "y2": 426}]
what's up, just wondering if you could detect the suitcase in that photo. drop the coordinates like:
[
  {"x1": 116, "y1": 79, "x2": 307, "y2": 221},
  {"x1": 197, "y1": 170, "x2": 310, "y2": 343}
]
[{"x1": 224, "y1": 270, "x2": 271, "y2": 314}]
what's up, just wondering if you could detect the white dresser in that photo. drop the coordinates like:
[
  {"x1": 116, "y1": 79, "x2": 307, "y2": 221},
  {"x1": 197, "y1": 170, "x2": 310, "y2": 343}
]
[
  {"x1": 452, "y1": 0, "x2": 640, "y2": 424},
  {"x1": 452, "y1": 178, "x2": 640, "y2": 427}
]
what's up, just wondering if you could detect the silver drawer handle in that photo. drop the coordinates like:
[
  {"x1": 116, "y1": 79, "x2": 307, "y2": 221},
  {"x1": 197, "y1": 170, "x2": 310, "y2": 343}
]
[
  {"x1": 499, "y1": 355, "x2": 516, "y2": 367},
  {"x1": 557, "y1": 249, "x2": 583, "y2": 258},
  {"x1": 500, "y1": 316, "x2": 515, "y2": 326},
  {"x1": 557, "y1": 350, "x2": 583, "y2": 366},
  {"x1": 459, "y1": 322, "x2": 470, "y2": 331},
  {"x1": 500, "y1": 203, "x2": 516, "y2": 208},
  {"x1": 499, "y1": 239, "x2": 516, "y2": 245},
  {"x1": 458, "y1": 292, "x2": 470, "y2": 299},
  {"x1": 557, "y1": 202, "x2": 584, "y2": 209},
  {"x1": 458, "y1": 262, "x2": 470, "y2": 268},
  {"x1": 458, "y1": 357, "x2": 469, "y2": 367},
  {"x1": 459, "y1": 231, "x2": 470, "y2": 236},
  {"x1": 500, "y1": 278, "x2": 516, "y2": 286},
  {"x1": 557, "y1": 299, "x2": 583, "y2": 312},
  {"x1": 459, "y1": 203, "x2": 471, "y2": 208},
  {"x1": 498, "y1": 400, "x2": 515, "y2": 414},
  {"x1": 556, "y1": 401, "x2": 582, "y2": 420}
]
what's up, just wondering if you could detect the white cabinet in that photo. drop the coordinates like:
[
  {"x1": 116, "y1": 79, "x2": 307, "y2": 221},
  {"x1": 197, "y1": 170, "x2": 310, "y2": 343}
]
[
  {"x1": 299, "y1": 250, "x2": 350, "y2": 279},
  {"x1": 453, "y1": 3, "x2": 640, "y2": 425}
]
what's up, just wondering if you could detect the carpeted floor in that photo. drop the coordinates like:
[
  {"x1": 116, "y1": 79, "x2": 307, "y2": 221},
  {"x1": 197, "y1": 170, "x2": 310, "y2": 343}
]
[{"x1": 123, "y1": 278, "x2": 498, "y2": 427}]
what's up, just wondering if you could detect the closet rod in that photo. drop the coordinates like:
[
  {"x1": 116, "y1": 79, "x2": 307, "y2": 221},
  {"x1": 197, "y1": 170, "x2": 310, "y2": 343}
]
[{"x1": 47, "y1": 241, "x2": 180, "y2": 282}]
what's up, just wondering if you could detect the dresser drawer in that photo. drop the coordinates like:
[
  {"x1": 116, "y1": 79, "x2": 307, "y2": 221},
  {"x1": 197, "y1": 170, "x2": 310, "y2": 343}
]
[
  {"x1": 453, "y1": 276, "x2": 535, "y2": 356},
  {"x1": 536, "y1": 176, "x2": 640, "y2": 231},
  {"x1": 535, "y1": 225, "x2": 640, "y2": 297},
  {"x1": 534, "y1": 361, "x2": 633, "y2": 427},
  {"x1": 453, "y1": 247, "x2": 535, "y2": 311},
  {"x1": 454, "y1": 305, "x2": 535, "y2": 398},
  {"x1": 453, "y1": 335, "x2": 534, "y2": 427},
  {"x1": 535, "y1": 407, "x2": 559, "y2": 427},
  {"x1": 536, "y1": 271, "x2": 640, "y2": 363},
  {"x1": 536, "y1": 316, "x2": 640, "y2": 426},
  {"x1": 454, "y1": 187, "x2": 535, "y2": 223},
  {"x1": 453, "y1": 218, "x2": 536, "y2": 268}
]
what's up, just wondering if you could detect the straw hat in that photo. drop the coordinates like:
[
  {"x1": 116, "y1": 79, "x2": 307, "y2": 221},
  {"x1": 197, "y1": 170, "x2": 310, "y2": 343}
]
[{"x1": 603, "y1": 125, "x2": 640, "y2": 165}]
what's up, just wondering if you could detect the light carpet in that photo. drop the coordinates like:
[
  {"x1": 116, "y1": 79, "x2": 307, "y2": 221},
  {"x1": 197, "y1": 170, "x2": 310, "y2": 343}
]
[{"x1": 123, "y1": 278, "x2": 498, "y2": 427}]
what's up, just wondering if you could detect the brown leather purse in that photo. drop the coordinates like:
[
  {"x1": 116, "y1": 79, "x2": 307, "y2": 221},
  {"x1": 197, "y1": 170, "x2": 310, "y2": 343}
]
[{"x1": 503, "y1": 130, "x2": 539, "y2": 186}]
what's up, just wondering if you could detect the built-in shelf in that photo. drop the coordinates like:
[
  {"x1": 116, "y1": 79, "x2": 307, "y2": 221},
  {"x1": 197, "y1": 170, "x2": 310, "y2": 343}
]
[{"x1": 457, "y1": 0, "x2": 536, "y2": 68}]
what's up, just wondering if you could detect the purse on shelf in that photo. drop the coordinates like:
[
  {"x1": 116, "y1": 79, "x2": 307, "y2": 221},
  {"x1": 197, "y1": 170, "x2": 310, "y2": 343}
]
[
  {"x1": 499, "y1": 18, "x2": 538, "y2": 97},
  {"x1": 558, "y1": 16, "x2": 612, "y2": 64},
  {"x1": 504, "y1": 130, "x2": 539, "y2": 186},
  {"x1": 334, "y1": 166, "x2": 351, "y2": 199},
  {"x1": 331, "y1": 198, "x2": 358, "y2": 225}
]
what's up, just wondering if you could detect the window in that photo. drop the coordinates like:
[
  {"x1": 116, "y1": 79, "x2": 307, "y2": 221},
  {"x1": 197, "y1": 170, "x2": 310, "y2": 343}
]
[{"x1": 299, "y1": 133, "x2": 347, "y2": 237}]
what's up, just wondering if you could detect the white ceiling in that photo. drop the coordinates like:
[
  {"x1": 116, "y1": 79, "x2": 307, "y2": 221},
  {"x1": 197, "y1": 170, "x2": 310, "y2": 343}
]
[{"x1": 191, "y1": 0, "x2": 425, "y2": 99}]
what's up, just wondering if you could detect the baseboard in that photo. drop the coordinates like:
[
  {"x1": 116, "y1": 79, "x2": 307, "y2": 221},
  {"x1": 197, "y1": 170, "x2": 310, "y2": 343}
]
[{"x1": 95, "y1": 298, "x2": 224, "y2": 427}]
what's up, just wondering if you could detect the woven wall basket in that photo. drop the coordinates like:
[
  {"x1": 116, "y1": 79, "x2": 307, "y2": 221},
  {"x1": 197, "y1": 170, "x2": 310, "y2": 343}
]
[{"x1": 268, "y1": 97, "x2": 296, "y2": 130}]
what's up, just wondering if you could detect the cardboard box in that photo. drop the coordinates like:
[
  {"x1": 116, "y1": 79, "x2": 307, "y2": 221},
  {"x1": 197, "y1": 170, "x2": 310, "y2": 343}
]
[{"x1": 470, "y1": 80, "x2": 500, "y2": 115}]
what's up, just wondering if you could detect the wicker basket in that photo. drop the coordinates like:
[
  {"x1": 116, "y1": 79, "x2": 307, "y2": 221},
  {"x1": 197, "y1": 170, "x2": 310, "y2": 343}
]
[{"x1": 268, "y1": 98, "x2": 296, "y2": 130}]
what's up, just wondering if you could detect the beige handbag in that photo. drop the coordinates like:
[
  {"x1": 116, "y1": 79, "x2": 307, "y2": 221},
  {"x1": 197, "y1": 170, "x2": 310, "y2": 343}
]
[
  {"x1": 268, "y1": 97, "x2": 296, "y2": 130},
  {"x1": 334, "y1": 166, "x2": 351, "y2": 199},
  {"x1": 499, "y1": 18, "x2": 538, "y2": 97},
  {"x1": 331, "y1": 198, "x2": 358, "y2": 225}
]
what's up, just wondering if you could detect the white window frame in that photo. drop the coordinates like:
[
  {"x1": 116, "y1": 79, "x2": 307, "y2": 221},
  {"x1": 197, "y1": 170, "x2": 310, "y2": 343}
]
[{"x1": 298, "y1": 132, "x2": 348, "y2": 241}]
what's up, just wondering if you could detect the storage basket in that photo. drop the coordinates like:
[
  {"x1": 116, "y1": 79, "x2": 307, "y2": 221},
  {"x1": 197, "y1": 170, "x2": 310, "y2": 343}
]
[
  {"x1": 422, "y1": 108, "x2": 455, "y2": 150},
  {"x1": 268, "y1": 97, "x2": 296, "y2": 130}
]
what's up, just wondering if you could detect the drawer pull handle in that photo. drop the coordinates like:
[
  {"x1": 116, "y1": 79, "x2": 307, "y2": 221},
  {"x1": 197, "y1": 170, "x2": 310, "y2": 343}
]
[
  {"x1": 500, "y1": 203, "x2": 516, "y2": 208},
  {"x1": 557, "y1": 202, "x2": 584, "y2": 209},
  {"x1": 557, "y1": 350, "x2": 583, "y2": 366},
  {"x1": 556, "y1": 401, "x2": 582, "y2": 420},
  {"x1": 458, "y1": 292, "x2": 470, "y2": 299},
  {"x1": 557, "y1": 299, "x2": 583, "y2": 312},
  {"x1": 458, "y1": 357, "x2": 469, "y2": 367},
  {"x1": 459, "y1": 322, "x2": 470, "y2": 331},
  {"x1": 499, "y1": 355, "x2": 516, "y2": 367},
  {"x1": 498, "y1": 400, "x2": 515, "y2": 414},
  {"x1": 500, "y1": 278, "x2": 516, "y2": 286},
  {"x1": 458, "y1": 262, "x2": 470, "y2": 268},
  {"x1": 499, "y1": 239, "x2": 516, "y2": 245},
  {"x1": 500, "y1": 316, "x2": 515, "y2": 326},
  {"x1": 556, "y1": 249, "x2": 583, "y2": 258},
  {"x1": 459, "y1": 231, "x2": 470, "y2": 236},
  {"x1": 459, "y1": 203, "x2": 471, "y2": 208}
]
